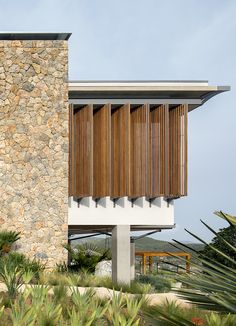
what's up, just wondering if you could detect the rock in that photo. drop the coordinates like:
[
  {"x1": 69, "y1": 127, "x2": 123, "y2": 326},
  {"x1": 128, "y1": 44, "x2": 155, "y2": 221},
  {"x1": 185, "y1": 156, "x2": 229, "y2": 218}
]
[
  {"x1": 95, "y1": 260, "x2": 112, "y2": 277},
  {"x1": 22, "y1": 82, "x2": 35, "y2": 92},
  {"x1": 34, "y1": 252, "x2": 48, "y2": 260}
]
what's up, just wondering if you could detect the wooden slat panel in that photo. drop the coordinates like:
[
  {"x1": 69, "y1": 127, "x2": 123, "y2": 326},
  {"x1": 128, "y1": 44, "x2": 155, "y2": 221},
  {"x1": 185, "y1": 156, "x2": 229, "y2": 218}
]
[
  {"x1": 74, "y1": 105, "x2": 93, "y2": 197},
  {"x1": 184, "y1": 104, "x2": 188, "y2": 195},
  {"x1": 169, "y1": 104, "x2": 188, "y2": 196},
  {"x1": 148, "y1": 104, "x2": 169, "y2": 197},
  {"x1": 69, "y1": 104, "x2": 75, "y2": 196},
  {"x1": 111, "y1": 104, "x2": 130, "y2": 198},
  {"x1": 169, "y1": 106, "x2": 177, "y2": 196},
  {"x1": 181, "y1": 104, "x2": 188, "y2": 196},
  {"x1": 69, "y1": 101, "x2": 187, "y2": 199},
  {"x1": 129, "y1": 105, "x2": 148, "y2": 198},
  {"x1": 93, "y1": 104, "x2": 111, "y2": 198}
]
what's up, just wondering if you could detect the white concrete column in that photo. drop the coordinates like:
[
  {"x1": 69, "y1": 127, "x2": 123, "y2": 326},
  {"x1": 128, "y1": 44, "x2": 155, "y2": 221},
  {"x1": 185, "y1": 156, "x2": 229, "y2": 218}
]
[
  {"x1": 130, "y1": 240, "x2": 135, "y2": 281},
  {"x1": 112, "y1": 225, "x2": 130, "y2": 285}
]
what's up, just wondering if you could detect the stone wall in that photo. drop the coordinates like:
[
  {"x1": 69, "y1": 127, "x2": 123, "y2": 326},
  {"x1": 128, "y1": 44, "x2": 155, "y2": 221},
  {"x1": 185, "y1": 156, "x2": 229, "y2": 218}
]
[{"x1": 0, "y1": 40, "x2": 69, "y2": 267}]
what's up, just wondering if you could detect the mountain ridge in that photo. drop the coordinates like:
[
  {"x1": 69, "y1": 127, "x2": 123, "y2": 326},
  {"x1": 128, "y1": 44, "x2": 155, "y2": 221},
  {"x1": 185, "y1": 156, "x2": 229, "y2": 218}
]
[{"x1": 74, "y1": 236, "x2": 204, "y2": 253}]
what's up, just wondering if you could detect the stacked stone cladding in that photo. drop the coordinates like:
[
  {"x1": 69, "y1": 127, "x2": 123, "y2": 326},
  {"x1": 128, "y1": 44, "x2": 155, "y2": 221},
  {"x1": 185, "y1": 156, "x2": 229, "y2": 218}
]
[{"x1": 0, "y1": 40, "x2": 69, "y2": 267}]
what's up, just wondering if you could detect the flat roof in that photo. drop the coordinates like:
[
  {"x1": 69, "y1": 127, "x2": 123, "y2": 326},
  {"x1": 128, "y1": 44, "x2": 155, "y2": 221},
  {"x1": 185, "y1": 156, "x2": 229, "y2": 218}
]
[
  {"x1": 68, "y1": 80, "x2": 230, "y2": 111},
  {"x1": 0, "y1": 32, "x2": 71, "y2": 41},
  {"x1": 68, "y1": 80, "x2": 229, "y2": 92}
]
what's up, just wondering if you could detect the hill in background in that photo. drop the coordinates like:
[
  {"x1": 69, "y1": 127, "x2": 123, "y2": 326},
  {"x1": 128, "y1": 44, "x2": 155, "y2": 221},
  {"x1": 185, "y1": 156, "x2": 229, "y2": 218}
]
[{"x1": 73, "y1": 236, "x2": 204, "y2": 253}]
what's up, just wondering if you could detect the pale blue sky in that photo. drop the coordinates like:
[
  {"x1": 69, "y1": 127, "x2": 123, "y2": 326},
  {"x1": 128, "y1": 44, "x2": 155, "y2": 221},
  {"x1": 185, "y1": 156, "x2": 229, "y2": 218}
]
[{"x1": 1, "y1": 0, "x2": 235, "y2": 242}]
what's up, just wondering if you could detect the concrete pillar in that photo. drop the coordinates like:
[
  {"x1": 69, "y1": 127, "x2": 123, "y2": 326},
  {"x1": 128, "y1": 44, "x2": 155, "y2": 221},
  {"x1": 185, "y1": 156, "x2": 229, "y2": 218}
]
[
  {"x1": 130, "y1": 240, "x2": 135, "y2": 281},
  {"x1": 112, "y1": 225, "x2": 130, "y2": 285}
]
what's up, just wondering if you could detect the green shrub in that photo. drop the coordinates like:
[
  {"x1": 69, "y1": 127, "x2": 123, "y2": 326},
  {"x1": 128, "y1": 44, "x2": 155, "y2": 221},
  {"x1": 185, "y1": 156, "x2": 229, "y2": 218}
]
[
  {"x1": 2, "y1": 285, "x2": 144, "y2": 325},
  {"x1": 137, "y1": 274, "x2": 172, "y2": 292},
  {"x1": 0, "y1": 252, "x2": 44, "y2": 281},
  {"x1": 0, "y1": 263, "x2": 26, "y2": 298},
  {"x1": 56, "y1": 262, "x2": 68, "y2": 273},
  {"x1": 172, "y1": 211, "x2": 236, "y2": 314},
  {"x1": 200, "y1": 223, "x2": 236, "y2": 268},
  {"x1": 65, "y1": 243, "x2": 110, "y2": 273},
  {"x1": 143, "y1": 211, "x2": 236, "y2": 325},
  {"x1": 0, "y1": 231, "x2": 20, "y2": 255}
]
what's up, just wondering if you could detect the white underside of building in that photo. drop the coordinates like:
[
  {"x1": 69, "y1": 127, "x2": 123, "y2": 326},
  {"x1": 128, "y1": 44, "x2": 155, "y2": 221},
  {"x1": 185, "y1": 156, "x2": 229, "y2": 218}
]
[{"x1": 68, "y1": 196, "x2": 174, "y2": 226}]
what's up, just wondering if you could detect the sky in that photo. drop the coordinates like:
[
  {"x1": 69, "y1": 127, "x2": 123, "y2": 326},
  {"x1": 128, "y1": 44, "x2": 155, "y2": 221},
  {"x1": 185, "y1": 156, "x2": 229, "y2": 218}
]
[{"x1": 0, "y1": 0, "x2": 235, "y2": 242}]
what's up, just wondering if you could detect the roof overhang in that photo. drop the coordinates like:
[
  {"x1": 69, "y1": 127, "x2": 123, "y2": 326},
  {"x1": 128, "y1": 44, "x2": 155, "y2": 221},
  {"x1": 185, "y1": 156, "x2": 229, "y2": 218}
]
[
  {"x1": 0, "y1": 32, "x2": 71, "y2": 41},
  {"x1": 68, "y1": 224, "x2": 175, "y2": 235},
  {"x1": 68, "y1": 81, "x2": 230, "y2": 112}
]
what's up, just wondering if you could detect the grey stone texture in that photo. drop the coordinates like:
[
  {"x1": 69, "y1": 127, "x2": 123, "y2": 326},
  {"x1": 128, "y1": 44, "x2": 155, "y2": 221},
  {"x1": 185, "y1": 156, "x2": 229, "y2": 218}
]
[{"x1": 0, "y1": 40, "x2": 69, "y2": 268}]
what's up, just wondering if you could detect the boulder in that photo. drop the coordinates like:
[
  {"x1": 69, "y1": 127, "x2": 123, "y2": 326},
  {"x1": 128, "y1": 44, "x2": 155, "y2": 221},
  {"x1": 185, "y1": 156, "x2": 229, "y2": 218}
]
[{"x1": 95, "y1": 260, "x2": 112, "y2": 277}]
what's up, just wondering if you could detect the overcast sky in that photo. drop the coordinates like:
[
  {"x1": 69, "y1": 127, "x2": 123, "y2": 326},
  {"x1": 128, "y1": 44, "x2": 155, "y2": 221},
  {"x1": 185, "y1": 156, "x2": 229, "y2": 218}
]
[{"x1": 1, "y1": 0, "x2": 235, "y2": 242}]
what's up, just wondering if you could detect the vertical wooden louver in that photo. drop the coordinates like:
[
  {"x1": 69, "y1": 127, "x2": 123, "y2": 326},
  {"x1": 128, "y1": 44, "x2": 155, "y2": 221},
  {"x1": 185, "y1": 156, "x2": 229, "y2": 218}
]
[
  {"x1": 148, "y1": 104, "x2": 169, "y2": 197},
  {"x1": 111, "y1": 104, "x2": 130, "y2": 198},
  {"x1": 93, "y1": 104, "x2": 111, "y2": 198},
  {"x1": 169, "y1": 104, "x2": 188, "y2": 197},
  {"x1": 73, "y1": 105, "x2": 93, "y2": 197},
  {"x1": 69, "y1": 102, "x2": 188, "y2": 199},
  {"x1": 129, "y1": 105, "x2": 148, "y2": 198}
]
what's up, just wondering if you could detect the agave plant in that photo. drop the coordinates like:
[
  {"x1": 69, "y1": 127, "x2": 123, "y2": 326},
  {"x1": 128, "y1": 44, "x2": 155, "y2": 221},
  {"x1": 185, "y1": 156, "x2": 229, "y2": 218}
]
[
  {"x1": 0, "y1": 263, "x2": 29, "y2": 298},
  {"x1": 106, "y1": 292, "x2": 142, "y2": 326},
  {"x1": 170, "y1": 211, "x2": 236, "y2": 313},
  {"x1": 143, "y1": 211, "x2": 236, "y2": 325},
  {"x1": 10, "y1": 292, "x2": 36, "y2": 326}
]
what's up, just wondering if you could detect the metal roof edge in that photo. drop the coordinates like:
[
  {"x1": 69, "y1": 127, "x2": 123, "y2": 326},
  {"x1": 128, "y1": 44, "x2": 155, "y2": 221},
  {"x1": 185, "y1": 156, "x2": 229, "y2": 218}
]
[{"x1": 0, "y1": 32, "x2": 72, "y2": 41}]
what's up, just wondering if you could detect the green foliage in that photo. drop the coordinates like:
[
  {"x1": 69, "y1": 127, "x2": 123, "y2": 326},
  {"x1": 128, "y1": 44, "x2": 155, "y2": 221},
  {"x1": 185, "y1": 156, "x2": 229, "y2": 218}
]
[
  {"x1": 143, "y1": 300, "x2": 236, "y2": 326},
  {"x1": 1, "y1": 252, "x2": 45, "y2": 280},
  {"x1": 41, "y1": 270, "x2": 152, "y2": 294},
  {"x1": 0, "y1": 231, "x2": 20, "y2": 255},
  {"x1": 53, "y1": 284, "x2": 68, "y2": 303},
  {"x1": 1, "y1": 265, "x2": 235, "y2": 325},
  {"x1": 206, "y1": 312, "x2": 236, "y2": 326},
  {"x1": 68, "y1": 288, "x2": 107, "y2": 325},
  {"x1": 0, "y1": 285, "x2": 145, "y2": 325},
  {"x1": 145, "y1": 211, "x2": 236, "y2": 325},
  {"x1": 65, "y1": 243, "x2": 110, "y2": 272},
  {"x1": 0, "y1": 252, "x2": 44, "y2": 298},
  {"x1": 56, "y1": 261, "x2": 68, "y2": 273},
  {"x1": 0, "y1": 263, "x2": 28, "y2": 298},
  {"x1": 106, "y1": 292, "x2": 142, "y2": 326},
  {"x1": 138, "y1": 211, "x2": 236, "y2": 325},
  {"x1": 215, "y1": 211, "x2": 236, "y2": 226},
  {"x1": 201, "y1": 212, "x2": 236, "y2": 268},
  {"x1": 10, "y1": 292, "x2": 36, "y2": 326},
  {"x1": 137, "y1": 274, "x2": 172, "y2": 292},
  {"x1": 169, "y1": 211, "x2": 236, "y2": 314}
]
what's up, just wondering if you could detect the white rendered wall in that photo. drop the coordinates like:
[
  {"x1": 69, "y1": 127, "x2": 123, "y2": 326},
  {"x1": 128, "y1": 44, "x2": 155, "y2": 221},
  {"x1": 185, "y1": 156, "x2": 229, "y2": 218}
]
[{"x1": 68, "y1": 196, "x2": 174, "y2": 227}]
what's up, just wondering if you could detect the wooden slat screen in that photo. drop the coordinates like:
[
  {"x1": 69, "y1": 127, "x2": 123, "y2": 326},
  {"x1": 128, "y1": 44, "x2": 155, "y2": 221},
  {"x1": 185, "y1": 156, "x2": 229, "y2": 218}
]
[
  {"x1": 148, "y1": 104, "x2": 169, "y2": 197},
  {"x1": 111, "y1": 104, "x2": 130, "y2": 198},
  {"x1": 69, "y1": 103, "x2": 188, "y2": 199},
  {"x1": 129, "y1": 105, "x2": 148, "y2": 198},
  {"x1": 93, "y1": 104, "x2": 111, "y2": 198},
  {"x1": 73, "y1": 105, "x2": 93, "y2": 197},
  {"x1": 169, "y1": 104, "x2": 188, "y2": 196}
]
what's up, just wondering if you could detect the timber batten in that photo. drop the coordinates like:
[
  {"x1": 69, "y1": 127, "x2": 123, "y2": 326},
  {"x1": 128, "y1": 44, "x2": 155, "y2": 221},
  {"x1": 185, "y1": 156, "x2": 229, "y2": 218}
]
[{"x1": 69, "y1": 102, "x2": 188, "y2": 199}]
